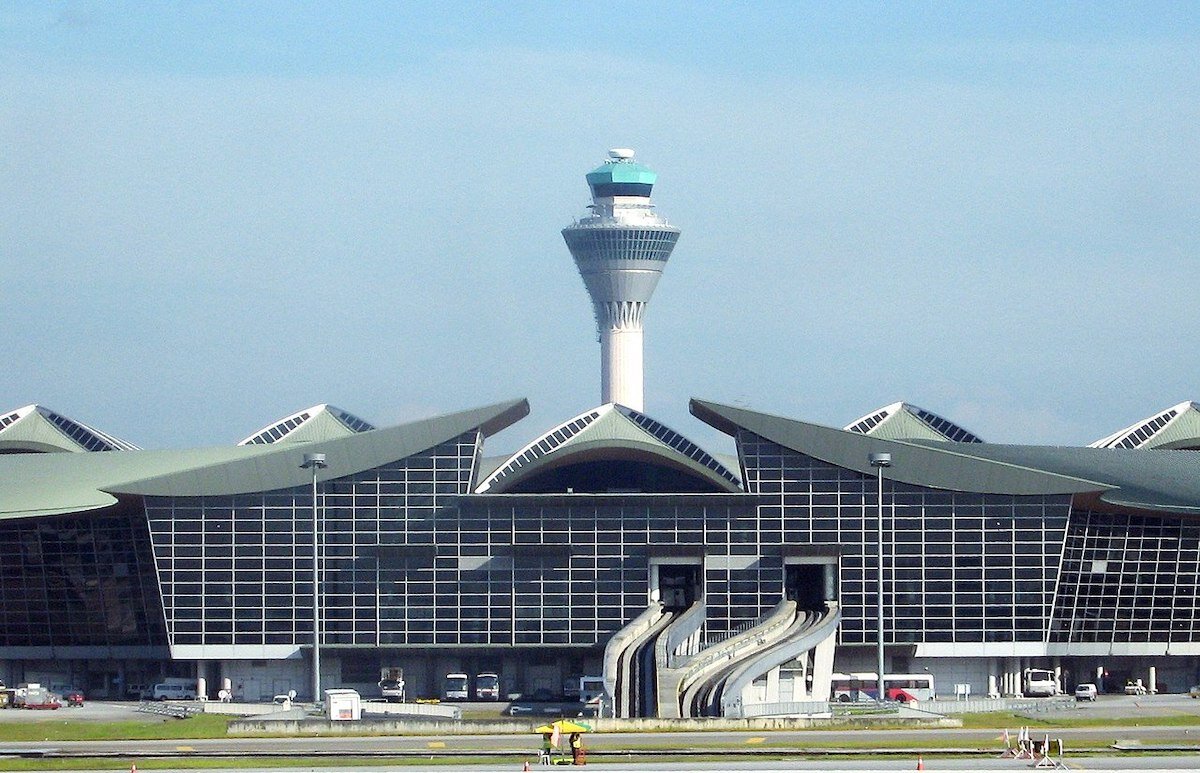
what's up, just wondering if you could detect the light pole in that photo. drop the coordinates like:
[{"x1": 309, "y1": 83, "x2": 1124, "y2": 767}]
[
  {"x1": 300, "y1": 452, "x2": 327, "y2": 704},
  {"x1": 869, "y1": 451, "x2": 892, "y2": 705}
]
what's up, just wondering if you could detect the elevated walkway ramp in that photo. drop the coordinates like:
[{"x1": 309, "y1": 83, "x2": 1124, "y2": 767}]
[
  {"x1": 652, "y1": 600, "x2": 706, "y2": 718},
  {"x1": 602, "y1": 598, "x2": 841, "y2": 719},
  {"x1": 602, "y1": 602, "x2": 675, "y2": 718},
  {"x1": 719, "y1": 602, "x2": 840, "y2": 717},
  {"x1": 672, "y1": 600, "x2": 798, "y2": 718}
]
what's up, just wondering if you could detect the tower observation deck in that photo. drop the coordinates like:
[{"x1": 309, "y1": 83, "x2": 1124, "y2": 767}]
[{"x1": 562, "y1": 149, "x2": 680, "y2": 411}]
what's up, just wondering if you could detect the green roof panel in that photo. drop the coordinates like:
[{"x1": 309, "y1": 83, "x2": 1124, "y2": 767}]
[{"x1": 0, "y1": 399, "x2": 529, "y2": 521}]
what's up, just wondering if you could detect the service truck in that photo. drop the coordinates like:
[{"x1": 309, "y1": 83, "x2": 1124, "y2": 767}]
[
  {"x1": 563, "y1": 675, "x2": 605, "y2": 702},
  {"x1": 378, "y1": 667, "x2": 405, "y2": 702}
]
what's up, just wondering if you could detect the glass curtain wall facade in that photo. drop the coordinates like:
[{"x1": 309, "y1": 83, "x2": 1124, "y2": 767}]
[
  {"x1": 146, "y1": 451, "x2": 765, "y2": 648},
  {"x1": 0, "y1": 507, "x2": 165, "y2": 648},
  {"x1": 1053, "y1": 509, "x2": 1200, "y2": 644},
  {"x1": 737, "y1": 431, "x2": 1071, "y2": 645},
  {"x1": 454, "y1": 494, "x2": 760, "y2": 644},
  {"x1": 144, "y1": 434, "x2": 480, "y2": 647}
]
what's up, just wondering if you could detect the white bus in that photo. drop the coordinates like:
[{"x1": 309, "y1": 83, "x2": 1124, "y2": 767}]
[
  {"x1": 830, "y1": 672, "x2": 936, "y2": 703},
  {"x1": 474, "y1": 672, "x2": 500, "y2": 701},
  {"x1": 443, "y1": 673, "x2": 469, "y2": 701},
  {"x1": 1022, "y1": 668, "x2": 1059, "y2": 697}
]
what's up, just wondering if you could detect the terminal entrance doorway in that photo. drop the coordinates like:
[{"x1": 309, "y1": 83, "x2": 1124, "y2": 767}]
[
  {"x1": 784, "y1": 561, "x2": 836, "y2": 610},
  {"x1": 654, "y1": 563, "x2": 701, "y2": 610}
]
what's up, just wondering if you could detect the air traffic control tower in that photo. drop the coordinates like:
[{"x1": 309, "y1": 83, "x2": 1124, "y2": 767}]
[{"x1": 562, "y1": 149, "x2": 680, "y2": 412}]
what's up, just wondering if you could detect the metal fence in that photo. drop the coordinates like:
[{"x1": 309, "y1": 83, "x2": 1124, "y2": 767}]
[
  {"x1": 136, "y1": 700, "x2": 201, "y2": 718},
  {"x1": 362, "y1": 700, "x2": 462, "y2": 720},
  {"x1": 738, "y1": 700, "x2": 837, "y2": 718},
  {"x1": 737, "y1": 696, "x2": 1075, "y2": 718}
]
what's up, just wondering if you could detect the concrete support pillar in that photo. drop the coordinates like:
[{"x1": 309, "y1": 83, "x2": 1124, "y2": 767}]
[
  {"x1": 765, "y1": 666, "x2": 780, "y2": 703},
  {"x1": 1007, "y1": 657, "x2": 1021, "y2": 696}
]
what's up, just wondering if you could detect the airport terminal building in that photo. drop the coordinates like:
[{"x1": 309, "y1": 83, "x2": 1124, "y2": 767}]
[{"x1": 3, "y1": 152, "x2": 1199, "y2": 715}]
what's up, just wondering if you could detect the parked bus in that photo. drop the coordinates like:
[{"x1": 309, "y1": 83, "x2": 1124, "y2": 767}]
[
  {"x1": 830, "y1": 672, "x2": 936, "y2": 703},
  {"x1": 1022, "y1": 668, "x2": 1059, "y2": 697},
  {"x1": 474, "y1": 672, "x2": 500, "y2": 701},
  {"x1": 443, "y1": 673, "x2": 469, "y2": 701}
]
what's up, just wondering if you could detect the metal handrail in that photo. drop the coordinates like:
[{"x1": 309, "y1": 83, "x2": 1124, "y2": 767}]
[{"x1": 136, "y1": 700, "x2": 200, "y2": 718}]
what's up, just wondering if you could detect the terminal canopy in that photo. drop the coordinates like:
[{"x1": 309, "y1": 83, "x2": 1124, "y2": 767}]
[
  {"x1": 1090, "y1": 401, "x2": 1200, "y2": 450},
  {"x1": 844, "y1": 401, "x2": 983, "y2": 443},
  {"x1": 476, "y1": 403, "x2": 741, "y2": 494},
  {"x1": 0, "y1": 404, "x2": 140, "y2": 454}
]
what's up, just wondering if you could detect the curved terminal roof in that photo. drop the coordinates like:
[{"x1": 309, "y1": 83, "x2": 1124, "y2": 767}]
[
  {"x1": 845, "y1": 401, "x2": 984, "y2": 443},
  {"x1": 1090, "y1": 401, "x2": 1200, "y2": 450},
  {"x1": 691, "y1": 398, "x2": 1200, "y2": 516},
  {"x1": 238, "y1": 404, "x2": 375, "y2": 445},
  {"x1": 0, "y1": 399, "x2": 528, "y2": 521},
  {"x1": 475, "y1": 403, "x2": 741, "y2": 494},
  {"x1": 0, "y1": 404, "x2": 140, "y2": 453}
]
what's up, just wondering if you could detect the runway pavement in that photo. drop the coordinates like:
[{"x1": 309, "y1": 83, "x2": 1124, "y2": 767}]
[{"x1": 2, "y1": 694, "x2": 1200, "y2": 771}]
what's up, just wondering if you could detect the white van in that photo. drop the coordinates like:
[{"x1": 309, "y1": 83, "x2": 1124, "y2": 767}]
[
  {"x1": 152, "y1": 682, "x2": 197, "y2": 700},
  {"x1": 1022, "y1": 668, "x2": 1058, "y2": 697}
]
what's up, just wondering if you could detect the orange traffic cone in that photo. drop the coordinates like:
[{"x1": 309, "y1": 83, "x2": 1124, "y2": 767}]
[{"x1": 916, "y1": 755, "x2": 924, "y2": 770}]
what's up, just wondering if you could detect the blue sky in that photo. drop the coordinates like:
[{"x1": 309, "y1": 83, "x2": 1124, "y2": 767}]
[{"x1": 2, "y1": 2, "x2": 1197, "y2": 453}]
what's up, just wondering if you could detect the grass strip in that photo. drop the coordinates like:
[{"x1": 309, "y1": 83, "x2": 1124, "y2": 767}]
[
  {"x1": 956, "y1": 712, "x2": 1200, "y2": 730},
  {"x1": 3, "y1": 710, "x2": 1200, "y2": 743},
  {"x1": 0, "y1": 715, "x2": 232, "y2": 742}
]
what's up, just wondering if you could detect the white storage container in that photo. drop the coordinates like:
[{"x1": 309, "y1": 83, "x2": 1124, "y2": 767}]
[{"x1": 324, "y1": 688, "x2": 361, "y2": 721}]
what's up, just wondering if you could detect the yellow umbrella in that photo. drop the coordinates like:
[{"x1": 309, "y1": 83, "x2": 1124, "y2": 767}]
[{"x1": 534, "y1": 719, "x2": 591, "y2": 734}]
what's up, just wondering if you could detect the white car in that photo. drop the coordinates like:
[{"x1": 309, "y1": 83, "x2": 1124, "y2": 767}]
[{"x1": 1074, "y1": 683, "x2": 1098, "y2": 701}]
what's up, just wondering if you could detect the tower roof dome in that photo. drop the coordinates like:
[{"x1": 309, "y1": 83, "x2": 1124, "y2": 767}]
[{"x1": 585, "y1": 149, "x2": 658, "y2": 198}]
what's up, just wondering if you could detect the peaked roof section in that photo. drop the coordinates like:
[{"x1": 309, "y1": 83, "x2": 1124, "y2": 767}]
[
  {"x1": 0, "y1": 404, "x2": 140, "y2": 453},
  {"x1": 475, "y1": 403, "x2": 741, "y2": 494},
  {"x1": 238, "y1": 404, "x2": 376, "y2": 445},
  {"x1": 844, "y1": 401, "x2": 984, "y2": 443},
  {"x1": 1090, "y1": 401, "x2": 1200, "y2": 450},
  {"x1": 0, "y1": 399, "x2": 528, "y2": 521},
  {"x1": 691, "y1": 399, "x2": 1200, "y2": 515}
]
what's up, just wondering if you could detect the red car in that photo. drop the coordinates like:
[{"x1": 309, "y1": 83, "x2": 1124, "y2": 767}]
[{"x1": 66, "y1": 691, "x2": 85, "y2": 707}]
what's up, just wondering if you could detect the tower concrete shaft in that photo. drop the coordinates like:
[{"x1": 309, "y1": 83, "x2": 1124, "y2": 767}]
[{"x1": 562, "y1": 149, "x2": 680, "y2": 411}]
